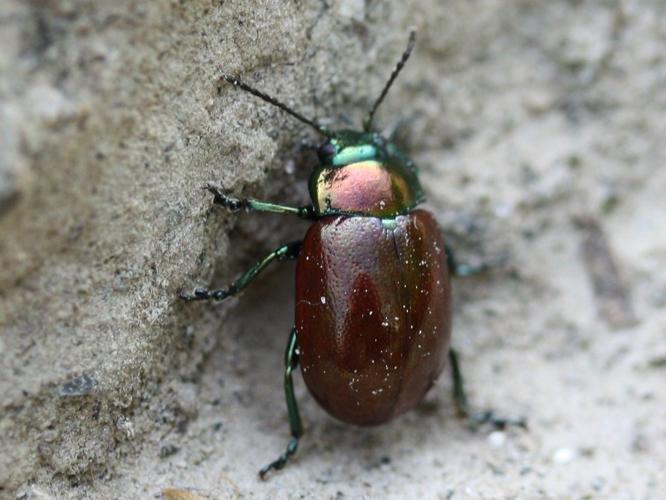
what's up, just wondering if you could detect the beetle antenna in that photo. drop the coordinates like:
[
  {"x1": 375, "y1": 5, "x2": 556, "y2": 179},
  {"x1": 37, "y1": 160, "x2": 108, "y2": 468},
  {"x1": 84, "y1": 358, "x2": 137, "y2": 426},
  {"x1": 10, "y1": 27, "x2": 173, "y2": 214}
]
[
  {"x1": 222, "y1": 74, "x2": 331, "y2": 138},
  {"x1": 363, "y1": 30, "x2": 416, "y2": 132}
]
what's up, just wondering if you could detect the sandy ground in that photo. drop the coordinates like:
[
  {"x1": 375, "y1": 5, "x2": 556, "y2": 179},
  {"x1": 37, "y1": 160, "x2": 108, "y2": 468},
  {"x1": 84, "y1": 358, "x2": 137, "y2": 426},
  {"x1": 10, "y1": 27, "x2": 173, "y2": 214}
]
[
  {"x1": 4, "y1": 1, "x2": 666, "y2": 499},
  {"x1": 53, "y1": 12, "x2": 666, "y2": 496}
]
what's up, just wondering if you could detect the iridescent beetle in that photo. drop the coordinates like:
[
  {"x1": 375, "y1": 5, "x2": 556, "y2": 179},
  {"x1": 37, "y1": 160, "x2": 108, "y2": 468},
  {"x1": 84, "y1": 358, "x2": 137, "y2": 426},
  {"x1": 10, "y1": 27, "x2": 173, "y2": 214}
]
[{"x1": 181, "y1": 31, "x2": 524, "y2": 478}]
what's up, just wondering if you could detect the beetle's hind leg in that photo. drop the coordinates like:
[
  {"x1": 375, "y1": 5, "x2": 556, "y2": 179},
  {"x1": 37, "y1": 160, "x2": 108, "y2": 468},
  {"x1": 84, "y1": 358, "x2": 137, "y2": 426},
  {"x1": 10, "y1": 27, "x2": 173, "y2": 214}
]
[
  {"x1": 180, "y1": 241, "x2": 301, "y2": 301},
  {"x1": 259, "y1": 328, "x2": 303, "y2": 479},
  {"x1": 449, "y1": 349, "x2": 527, "y2": 430}
]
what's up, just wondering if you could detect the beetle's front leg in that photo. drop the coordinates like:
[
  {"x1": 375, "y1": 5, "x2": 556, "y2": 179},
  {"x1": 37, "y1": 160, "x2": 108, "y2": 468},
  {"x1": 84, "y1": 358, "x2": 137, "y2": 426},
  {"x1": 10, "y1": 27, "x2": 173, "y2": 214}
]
[
  {"x1": 180, "y1": 241, "x2": 301, "y2": 302},
  {"x1": 259, "y1": 328, "x2": 303, "y2": 479},
  {"x1": 204, "y1": 183, "x2": 315, "y2": 219},
  {"x1": 449, "y1": 349, "x2": 527, "y2": 430}
]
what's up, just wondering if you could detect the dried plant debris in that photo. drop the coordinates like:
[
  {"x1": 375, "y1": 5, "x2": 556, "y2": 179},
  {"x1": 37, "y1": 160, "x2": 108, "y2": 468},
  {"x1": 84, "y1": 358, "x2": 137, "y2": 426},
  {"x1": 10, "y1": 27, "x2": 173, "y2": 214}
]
[
  {"x1": 162, "y1": 488, "x2": 208, "y2": 500},
  {"x1": 574, "y1": 215, "x2": 637, "y2": 329}
]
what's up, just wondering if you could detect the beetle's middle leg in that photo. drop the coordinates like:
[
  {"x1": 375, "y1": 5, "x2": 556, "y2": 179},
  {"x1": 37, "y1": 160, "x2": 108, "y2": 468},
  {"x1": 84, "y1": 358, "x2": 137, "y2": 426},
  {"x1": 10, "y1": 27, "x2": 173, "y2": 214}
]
[
  {"x1": 205, "y1": 183, "x2": 315, "y2": 219},
  {"x1": 259, "y1": 327, "x2": 303, "y2": 479},
  {"x1": 180, "y1": 241, "x2": 301, "y2": 301},
  {"x1": 449, "y1": 349, "x2": 527, "y2": 430}
]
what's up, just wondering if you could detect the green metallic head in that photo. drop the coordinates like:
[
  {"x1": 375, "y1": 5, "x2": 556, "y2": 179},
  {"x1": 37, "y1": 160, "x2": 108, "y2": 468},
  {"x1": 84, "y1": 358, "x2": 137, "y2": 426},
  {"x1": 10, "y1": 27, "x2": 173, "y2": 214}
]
[{"x1": 316, "y1": 130, "x2": 378, "y2": 166}]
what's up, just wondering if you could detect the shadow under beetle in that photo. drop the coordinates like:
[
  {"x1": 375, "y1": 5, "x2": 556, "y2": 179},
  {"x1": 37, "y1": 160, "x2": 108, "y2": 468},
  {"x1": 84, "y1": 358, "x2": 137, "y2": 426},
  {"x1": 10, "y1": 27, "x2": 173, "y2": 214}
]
[{"x1": 181, "y1": 31, "x2": 525, "y2": 479}]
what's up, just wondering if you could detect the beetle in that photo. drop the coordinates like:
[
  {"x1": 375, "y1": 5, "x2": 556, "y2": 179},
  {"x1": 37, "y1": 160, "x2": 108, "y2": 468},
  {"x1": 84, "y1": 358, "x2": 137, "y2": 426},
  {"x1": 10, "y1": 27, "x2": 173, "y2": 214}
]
[{"x1": 181, "y1": 31, "x2": 524, "y2": 478}]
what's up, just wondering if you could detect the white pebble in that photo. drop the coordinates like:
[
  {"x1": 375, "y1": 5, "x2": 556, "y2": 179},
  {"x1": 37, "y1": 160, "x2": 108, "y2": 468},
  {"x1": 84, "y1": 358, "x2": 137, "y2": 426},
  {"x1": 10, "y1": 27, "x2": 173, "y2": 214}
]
[
  {"x1": 552, "y1": 447, "x2": 577, "y2": 464},
  {"x1": 487, "y1": 431, "x2": 506, "y2": 448}
]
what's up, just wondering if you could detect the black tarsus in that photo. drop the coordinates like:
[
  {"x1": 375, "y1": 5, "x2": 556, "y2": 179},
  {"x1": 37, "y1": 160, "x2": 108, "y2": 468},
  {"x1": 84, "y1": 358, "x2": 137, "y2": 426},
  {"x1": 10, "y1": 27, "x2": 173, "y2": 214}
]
[
  {"x1": 449, "y1": 349, "x2": 528, "y2": 430},
  {"x1": 221, "y1": 74, "x2": 331, "y2": 137},
  {"x1": 363, "y1": 30, "x2": 417, "y2": 132},
  {"x1": 179, "y1": 241, "x2": 302, "y2": 302}
]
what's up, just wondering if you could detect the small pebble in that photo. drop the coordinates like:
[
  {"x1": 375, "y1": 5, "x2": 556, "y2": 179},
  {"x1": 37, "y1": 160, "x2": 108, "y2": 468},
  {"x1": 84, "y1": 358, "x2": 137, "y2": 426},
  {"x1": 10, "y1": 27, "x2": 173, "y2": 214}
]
[
  {"x1": 159, "y1": 444, "x2": 180, "y2": 458},
  {"x1": 552, "y1": 447, "x2": 576, "y2": 464},
  {"x1": 285, "y1": 160, "x2": 295, "y2": 174},
  {"x1": 487, "y1": 431, "x2": 506, "y2": 448}
]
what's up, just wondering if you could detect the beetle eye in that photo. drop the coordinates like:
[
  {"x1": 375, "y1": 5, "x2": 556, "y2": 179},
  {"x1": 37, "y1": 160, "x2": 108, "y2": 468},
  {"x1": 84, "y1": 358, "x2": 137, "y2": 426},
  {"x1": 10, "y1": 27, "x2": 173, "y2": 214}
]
[{"x1": 317, "y1": 143, "x2": 336, "y2": 160}]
